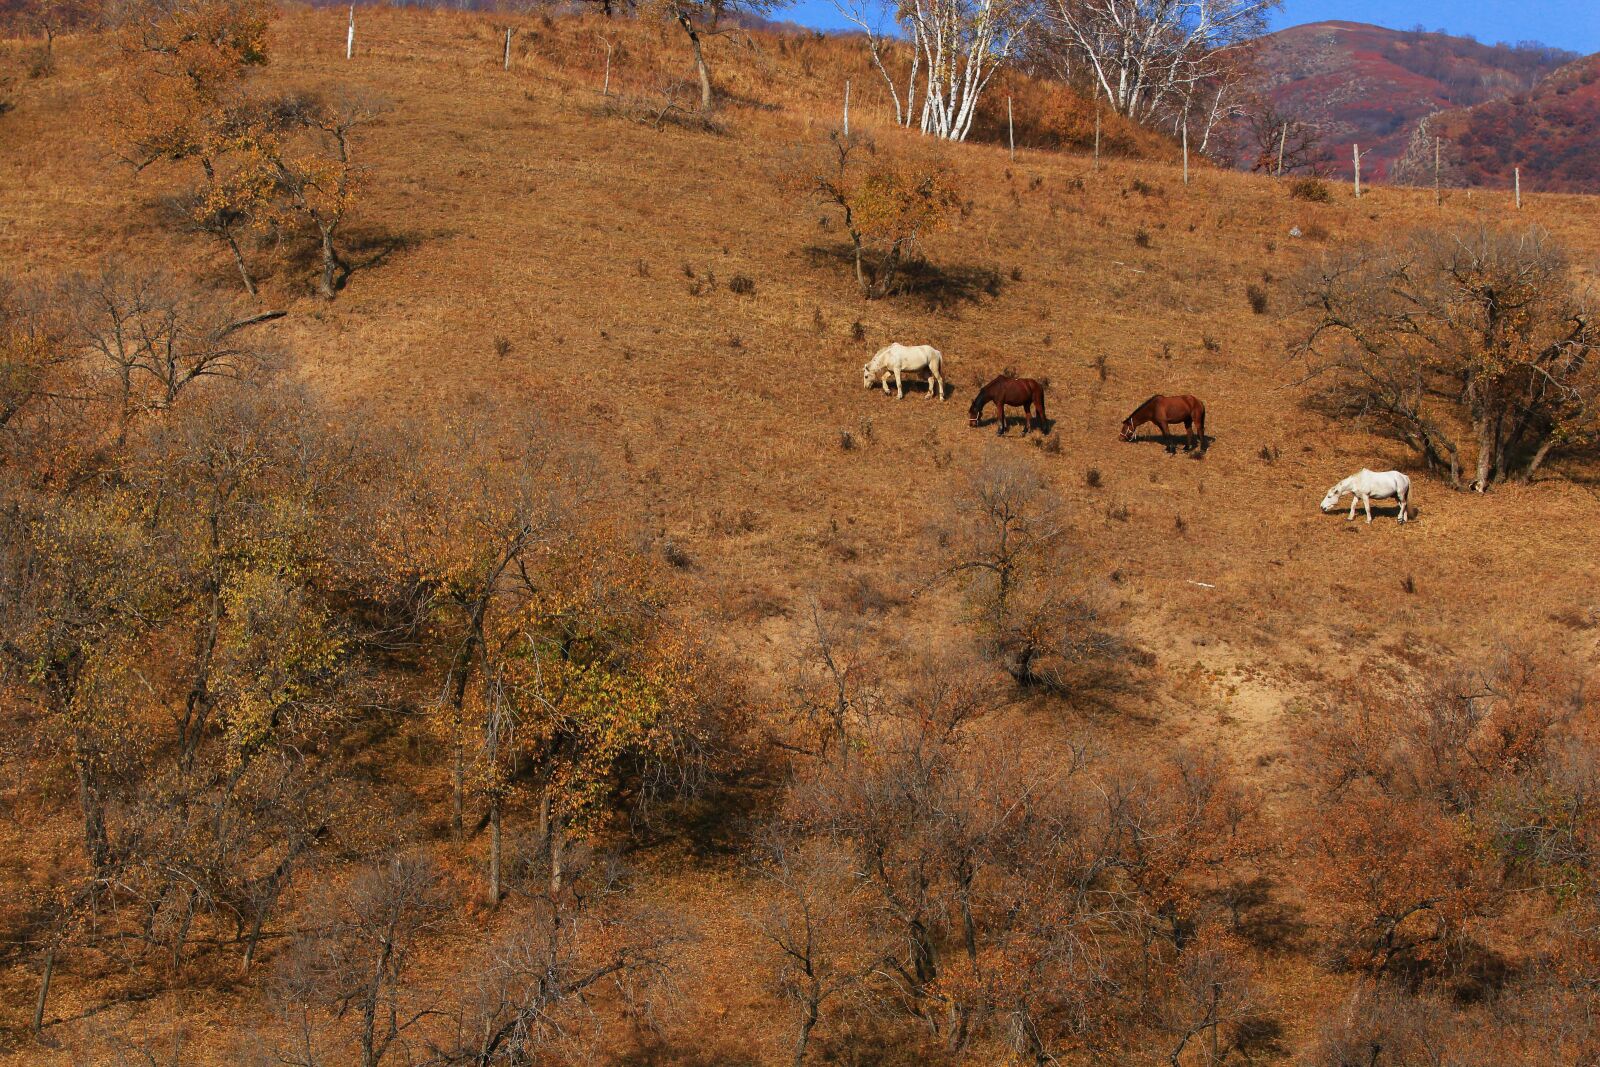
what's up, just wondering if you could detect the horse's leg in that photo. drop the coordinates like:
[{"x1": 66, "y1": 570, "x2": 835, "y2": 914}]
[
  {"x1": 894, "y1": 368, "x2": 904, "y2": 399},
  {"x1": 1156, "y1": 418, "x2": 1173, "y2": 453},
  {"x1": 1399, "y1": 491, "x2": 1408, "y2": 524},
  {"x1": 997, "y1": 402, "x2": 1007, "y2": 433},
  {"x1": 1347, "y1": 496, "x2": 1357, "y2": 521},
  {"x1": 1363, "y1": 495, "x2": 1373, "y2": 524}
]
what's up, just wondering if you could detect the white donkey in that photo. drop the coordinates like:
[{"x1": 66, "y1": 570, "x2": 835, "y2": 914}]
[
  {"x1": 1321, "y1": 469, "x2": 1411, "y2": 524},
  {"x1": 862, "y1": 343, "x2": 945, "y2": 400}
]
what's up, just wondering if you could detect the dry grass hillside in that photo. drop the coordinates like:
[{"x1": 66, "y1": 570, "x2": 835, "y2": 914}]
[{"x1": 2, "y1": 5, "x2": 1600, "y2": 1064}]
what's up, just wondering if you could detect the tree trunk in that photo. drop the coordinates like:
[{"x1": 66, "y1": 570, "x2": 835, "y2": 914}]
[
  {"x1": 225, "y1": 233, "x2": 258, "y2": 297},
  {"x1": 360, "y1": 939, "x2": 392, "y2": 1067},
  {"x1": 549, "y1": 805, "x2": 565, "y2": 895},
  {"x1": 74, "y1": 751, "x2": 110, "y2": 872},
  {"x1": 171, "y1": 887, "x2": 198, "y2": 969},
  {"x1": 452, "y1": 740, "x2": 465, "y2": 840},
  {"x1": 318, "y1": 226, "x2": 343, "y2": 300},
  {"x1": 487, "y1": 792, "x2": 502, "y2": 907},
  {"x1": 676, "y1": 11, "x2": 714, "y2": 113},
  {"x1": 1523, "y1": 437, "x2": 1557, "y2": 481},
  {"x1": 792, "y1": 995, "x2": 819, "y2": 1067},
  {"x1": 1473, "y1": 413, "x2": 1495, "y2": 491}
]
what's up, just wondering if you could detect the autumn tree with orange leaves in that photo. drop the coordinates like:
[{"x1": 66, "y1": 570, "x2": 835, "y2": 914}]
[
  {"x1": 796, "y1": 131, "x2": 962, "y2": 299},
  {"x1": 370, "y1": 414, "x2": 726, "y2": 906},
  {"x1": 107, "y1": 0, "x2": 381, "y2": 298}
]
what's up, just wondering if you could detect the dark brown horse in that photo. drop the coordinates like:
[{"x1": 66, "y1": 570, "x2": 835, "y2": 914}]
[
  {"x1": 969, "y1": 375, "x2": 1048, "y2": 434},
  {"x1": 1120, "y1": 394, "x2": 1206, "y2": 453}
]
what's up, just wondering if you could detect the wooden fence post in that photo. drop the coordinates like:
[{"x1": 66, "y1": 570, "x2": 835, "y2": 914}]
[
  {"x1": 1353, "y1": 143, "x2": 1362, "y2": 199},
  {"x1": 345, "y1": 4, "x2": 354, "y2": 60},
  {"x1": 1434, "y1": 137, "x2": 1440, "y2": 205},
  {"x1": 1182, "y1": 119, "x2": 1189, "y2": 185},
  {"x1": 1276, "y1": 122, "x2": 1286, "y2": 177},
  {"x1": 1093, "y1": 101, "x2": 1101, "y2": 170},
  {"x1": 503, "y1": 27, "x2": 511, "y2": 70},
  {"x1": 1007, "y1": 95, "x2": 1014, "y2": 161},
  {"x1": 843, "y1": 79, "x2": 850, "y2": 136},
  {"x1": 33, "y1": 947, "x2": 54, "y2": 1034},
  {"x1": 1515, "y1": 167, "x2": 1521, "y2": 209}
]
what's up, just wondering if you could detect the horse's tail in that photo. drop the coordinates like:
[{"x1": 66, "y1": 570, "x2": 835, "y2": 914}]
[
  {"x1": 1035, "y1": 381, "x2": 1047, "y2": 425},
  {"x1": 1197, "y1": 400, "x2": 1206, "y2": 448}
]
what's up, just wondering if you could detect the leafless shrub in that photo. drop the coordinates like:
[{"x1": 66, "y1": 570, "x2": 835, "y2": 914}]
[
  {"x1": 729, "y1": 274, "x2": 755, "y2": 295},
  {"x1": 1289, "y1": 176, "x2": 1332, "y2": 202},
  {"x1": 661, "y1": 537, "x2": 692, "y2": 570},
  {"x1": 934, "y1": 450, "x2": 1136, "y2": 697},
  {"x1": 1246, "y1": 283, "x2": 1269, "y2": 314},
  {"x1": 273, "y1": 852, "x2": 447, "y2": 1067}
]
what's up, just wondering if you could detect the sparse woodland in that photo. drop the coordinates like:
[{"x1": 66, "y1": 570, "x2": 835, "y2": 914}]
[{"x1": 1, "y1": 1, "x2": 1599, "y2": 1065}]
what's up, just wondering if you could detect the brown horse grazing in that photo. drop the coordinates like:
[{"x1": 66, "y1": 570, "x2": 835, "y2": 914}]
[
  {"x1": 1120, "y1": 394, "x2": 1207, "y2": 453},
  {"x1": 969, "y1": 375, "x2": 1048, "y2": 434}
]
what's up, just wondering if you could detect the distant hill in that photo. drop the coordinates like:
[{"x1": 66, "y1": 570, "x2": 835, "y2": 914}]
[
  {"x1": 1409, "y1": 52, "x2": 1600, "y2": 194},
  {"x1": 1233, "y1": 21, "x2": 1577, "y2": 181}
]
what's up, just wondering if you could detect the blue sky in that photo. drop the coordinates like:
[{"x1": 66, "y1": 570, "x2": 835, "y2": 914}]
[{"x1": 781, "y1": 1, "x2": 1600, "y2": 55}]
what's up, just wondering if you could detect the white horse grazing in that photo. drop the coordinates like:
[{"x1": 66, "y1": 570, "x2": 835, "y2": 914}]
[
  {"x1": 862, "y1": 344, "x2": 945, "y2": 400},
  {"x1": 1321, "y1": 469, "x2": 1411, "y2": 524}
]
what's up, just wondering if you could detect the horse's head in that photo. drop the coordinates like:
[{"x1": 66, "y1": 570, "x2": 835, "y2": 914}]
[
  {"x1": 1319, "y1": 486, "x2": 1343, "y2": 512},
  {"x1": 1118, "y1": 418, "x2": 1136, "y2": 442},
  {"x1": 967, "y1": 392, "x2": 986, "y2": 426},
  {"x1": 862, "y1": 362, "x2": 875, "y2": 388}
]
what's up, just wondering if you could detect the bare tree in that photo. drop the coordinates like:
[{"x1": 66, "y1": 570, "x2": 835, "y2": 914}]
[
  {"x1": 1157, "y1": 928, "x2": 1270, "y2": 1067},
  {"x1": 1043, "y1": 0, "x2": 1280, "y2": 126},
  {"x1": 935, "y1": 450, "x2": 1131, "y2": 695},
  {"x1": 1240, "y1": 93, "x2": 1325, "y2": 174},
  {"x1": 649, "y1": 0, "x2": 788, "y2": 114},
  {"x1": 1295, "y1": 225, "x2": 1600, "y2": 489},
  {"x1": 433, "y1": 863, "x2": 689, "y2": 1065},
  {"x1": 62, "y1": 265, "x2": 279, "y2": 445},
  {"x1": 830, "y1": 0, "x2": 921, "y2": 129},
  {"x1": 750, "y1": 832, "x2": 876, "y2": 1065},
  {"x1": 275, "y1": 853, "x2": 448, "y2": 1067},
  {"x1": 783, "y1": 602, "x2": 876, "y2": 761},
  {"x1": 907, "y1": 0, "x2": 1032, "y2": 140}
]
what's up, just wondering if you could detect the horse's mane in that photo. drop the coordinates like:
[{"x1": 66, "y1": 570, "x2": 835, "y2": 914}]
[{"x1": 1126, "y1": 394, "x2": 1160, "y2": 419}]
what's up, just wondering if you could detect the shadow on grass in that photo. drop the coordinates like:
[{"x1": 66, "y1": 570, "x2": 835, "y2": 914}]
[{"x1": 804, "y1": 244, "x2": 1004, "y2": 310}]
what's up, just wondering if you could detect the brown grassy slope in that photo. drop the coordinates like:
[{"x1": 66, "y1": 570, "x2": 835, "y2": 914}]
[{"x1": 2, "y1": 6, "x2": 1600, "y2": 1062}]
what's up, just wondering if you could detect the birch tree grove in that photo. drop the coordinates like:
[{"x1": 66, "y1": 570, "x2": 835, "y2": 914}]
[
  {"x1": 833, "y1": 0, "x2": 1031, "y2": 141},
  {"x1": 1043, "y1": 0, "x2": 1279, "y2": 125}
]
